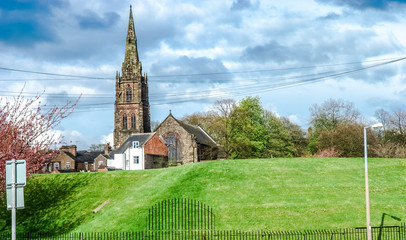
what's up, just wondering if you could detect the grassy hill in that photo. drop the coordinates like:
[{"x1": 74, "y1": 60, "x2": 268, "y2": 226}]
[{"x1": 1, "y1": 158, "x2": 405, "y2": 234}]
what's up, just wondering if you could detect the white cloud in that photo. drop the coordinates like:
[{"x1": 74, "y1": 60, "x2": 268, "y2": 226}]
[{"x1": 1, "y1": 0, "x2": 406, "y2": 148}]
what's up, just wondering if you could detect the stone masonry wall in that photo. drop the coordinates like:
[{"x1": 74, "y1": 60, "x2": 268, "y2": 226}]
[{"x1": 155, "y1": 115, "x2": 197, "y2": 164}]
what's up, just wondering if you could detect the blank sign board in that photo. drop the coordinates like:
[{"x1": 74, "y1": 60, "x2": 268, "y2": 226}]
[
  {"x1": 6, "y1": 160, "x2": 26, "y2": 186},
  {"x1": 5, "y1": 160, "x2": 26, "y2": 210}
]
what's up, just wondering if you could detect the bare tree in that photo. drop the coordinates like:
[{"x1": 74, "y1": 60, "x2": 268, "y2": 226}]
[
  {"x1": 211, "y1": 99, "x2": 236, "y2": 158},
  {"x1": 309, "y1": 98, "x2": 360, "y2": 132},
  {"x1": 375, "y1": 108, "x2": 406, "y2": 147}
]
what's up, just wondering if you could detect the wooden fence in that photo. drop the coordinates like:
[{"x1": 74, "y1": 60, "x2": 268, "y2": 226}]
[{"x1": 0, "y1": 224, "x2": 404, "y2": 240}]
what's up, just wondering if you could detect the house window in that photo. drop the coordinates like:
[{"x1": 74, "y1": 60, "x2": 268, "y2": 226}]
[
  {"x1": 123, "y1": 114, "x2": 127, "y2": 129},
  {"x1": 85, "y1": 162, "x2": 88, "y2": 171},
  {"x1": 126, "y1": 87, "x2": 132, "y2": 102},
  {"x1": 54, "y1": 162, "x2": 60, "y2": 170},
  {"x1": 133, "y1": 141, "x2": 140, "y2": 148},
  {"x1": 133, "y1": 156, "x2": 139, "y2": 164},
  {"x1": 131, "y1": 114, "x2": 136, "y2": 129},
  {"x1": 66, "y1": 162, "x2": 70, "y2": 170},
  {"x1": 98, "y1": 161, "x2": 104, "y2": 167}
]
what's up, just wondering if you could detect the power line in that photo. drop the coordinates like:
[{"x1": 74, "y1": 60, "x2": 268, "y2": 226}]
[
  {"x1": 0, "y1": 66, "x2": 111, "y2": 79},
  {"x1": 0, "y1": 56, "x2": 404, "y2": 81},
  {"x1": 1, "y1": 56, "x2": 405, "y2": 111}
]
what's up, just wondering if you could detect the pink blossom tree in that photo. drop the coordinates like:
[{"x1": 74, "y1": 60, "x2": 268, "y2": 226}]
[{"x1": 0, "y1": 92, "x2": 78, "y2": 192}]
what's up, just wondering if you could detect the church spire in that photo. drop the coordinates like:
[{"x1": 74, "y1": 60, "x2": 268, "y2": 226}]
[{"x1": 123, "y1": 5, "x2": 139, "y2": 69}]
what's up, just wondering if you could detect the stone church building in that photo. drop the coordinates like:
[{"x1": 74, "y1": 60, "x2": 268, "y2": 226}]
[
  {"x1": 155, "y1": 112, "x2": 218, "y2": 165},
  {"x1": 112, "y1": 6, "x2": 218, "y2": 167},
  {"x1": 114, "y1": 5, "x2": 150, "y2": 149}
]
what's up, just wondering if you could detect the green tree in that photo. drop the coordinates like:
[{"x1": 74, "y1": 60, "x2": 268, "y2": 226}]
[
  {"x1": 229, "y1": 97, "x2": 268, "y2": 159},
  {"x1": 263, "y1": 111, "x2": 296, "y2": 157},
  {"x1": 280, "y1": 117, "x2": 308, "y2": 157}
]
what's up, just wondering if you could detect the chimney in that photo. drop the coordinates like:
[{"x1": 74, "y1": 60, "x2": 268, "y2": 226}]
[
  {"x1": 104, "y1": 142, "x2": 111, "y2": 155},
  {"x1": 60, "y1": 145, "x2": 77, "y2": 157}
]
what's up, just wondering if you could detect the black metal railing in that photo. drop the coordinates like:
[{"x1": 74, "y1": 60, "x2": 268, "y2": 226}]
[
  {"x1": 0, "y1": 224, "x2": 404, "y2": 240},
  {"x1": 147, "y1": 198, "x2": 215, "y2": 231}
]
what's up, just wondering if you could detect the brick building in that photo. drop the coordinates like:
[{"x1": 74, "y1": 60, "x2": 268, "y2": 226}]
[
  {"x1": 114, "y1": 5, "x2": 151, "y2": 149},
  {"x1": 49, "y1": 145, "x2": 105, "y2": 172},
  {"x1": 110, "y1": 132, "x2": 168, "y2": 170}
]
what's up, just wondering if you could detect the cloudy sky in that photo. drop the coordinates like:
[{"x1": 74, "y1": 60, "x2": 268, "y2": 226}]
[{"x1": 1, "y1": 0, "x2": 406, "y2": 150}]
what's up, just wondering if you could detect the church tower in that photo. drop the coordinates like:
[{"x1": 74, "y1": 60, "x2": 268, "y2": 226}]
[{"x1": 114, "y1": 5, "x2": 151, "y2": 149}]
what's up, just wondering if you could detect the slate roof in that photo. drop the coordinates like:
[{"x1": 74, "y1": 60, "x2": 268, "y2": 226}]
[
  {"x1": 177, "y1": 119, "x2": 217, "y2": 147},
  {"x1": 156, "y1": 113, "x2": 218, "y2": 148},
  {"x1": 61, "y1": 151, "x2": 76, "y2": 160},
  {"x1": 115, "y1": 133, "x2": 155, "y2": 154},
  {"x1": 75, "y1": 151, "x2": 104, "y2": 163},
  {"x1": 98, "y1": 151, "x2": 115, "y2": 160}
]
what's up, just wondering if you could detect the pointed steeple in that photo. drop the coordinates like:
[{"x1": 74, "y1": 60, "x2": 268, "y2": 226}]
[
  {"x1": 122, "y1": 5, "x2": 139, "y2": 76},
  {"x1": 114, "y1": 5, "x2": 150, "y2": 148}
]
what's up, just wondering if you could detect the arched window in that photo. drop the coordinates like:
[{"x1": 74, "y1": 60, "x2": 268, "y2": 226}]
[
  {"x1": 126, "y1": 87, "x2": 132, "y2": 102},
  {"x1": 122, "y1": 114, "x2": 127, "y2": 130},
  {"x1": 167, "y1": 133, "x2": 182, "y2": 162},
  {"x1": 131, "y1": 114, "x2": 136, "y2": 129},
  {"x1": 168, "y1": 133, "x2": 175, "y2": 145}
]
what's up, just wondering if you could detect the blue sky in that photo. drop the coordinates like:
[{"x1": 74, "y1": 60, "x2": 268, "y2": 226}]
[{"x1": 1, "y1": 0, "x2": 406, "y2": 150}]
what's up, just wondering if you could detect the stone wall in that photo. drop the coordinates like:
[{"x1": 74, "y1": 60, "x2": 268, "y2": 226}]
[
  {"x1": 94, "y1": 155, "x2": 108, "y2": 171},
  {"x1": 155, "y1": 115, "x2": 197, "y2": 164},
  {"x1": 145, "y1": 155, "x2": 168, "y2": 169}
]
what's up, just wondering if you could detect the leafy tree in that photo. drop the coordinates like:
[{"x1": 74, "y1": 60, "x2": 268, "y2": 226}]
[
  {"x1": 280, "y1": 117, "x2": 308, "y2": 157},
  {"x1": 0, "y1": 93, "x2": 77, "y2": 193},
  {"x1": 228, "y1": 97, "x2": 296, "y2": 158},
  {"x1": 229, "y1": 97, "x2": 268, "y2": 158},
  {"x1": 263, "y1": 111, "x2": 296, "y2": 157}
]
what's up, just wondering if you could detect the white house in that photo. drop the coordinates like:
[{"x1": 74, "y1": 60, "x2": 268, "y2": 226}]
[{"x1": 109, "y1": 132, "x2": 168, "y2": 170}]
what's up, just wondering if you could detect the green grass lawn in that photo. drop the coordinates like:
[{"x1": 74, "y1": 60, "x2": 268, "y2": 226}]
[{"x1": 1, "y1": 158, "x2": 405, "y2": 233}]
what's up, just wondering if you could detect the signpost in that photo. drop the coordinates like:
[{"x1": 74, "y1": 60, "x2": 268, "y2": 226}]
[{"x1": 6, "y1": 159, "x2": 26, "y2": 240}]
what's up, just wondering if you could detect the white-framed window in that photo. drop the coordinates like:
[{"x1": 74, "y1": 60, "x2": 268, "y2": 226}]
[
  {"x1": 98, "y1": 161, "x2": 104, "y2": 167},
  {"x1": 133, "y1": 156, "x2": 139, "y2": 164},
  {"x1": 85, "y1": 162, "x2": 88, "y2": 170},
  {"x1": 133, "y1": 141, "x2": 140, "y2": 148},
  {"x1": 54, "y1": 162, "x2": 60, "y2": 170},
  {"x1": 66, "y1": 162, "x2": 70, "y2": 170}
]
